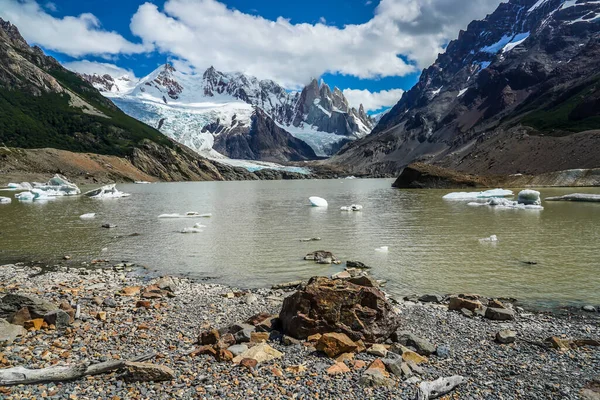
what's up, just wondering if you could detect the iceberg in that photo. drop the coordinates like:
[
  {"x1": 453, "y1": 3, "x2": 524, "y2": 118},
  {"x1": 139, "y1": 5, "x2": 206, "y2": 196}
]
[
  {"x1": 5, "y1": 182, "x2": 33, "y2": 191},
  {"x1": 340, "y1": 204, "x2": 363, "y2": 211},
  {"x1": 180, "y1": 227, "x2": 203, "y2": 233},
  {"x1": 517, "y1": 189, "x2": 541, "y2": 205},
  {"x1": 15, "y1": 191, "x2": 34, "y2": 201},
  {"x1": 80, "y1": 213, "x2": 96, "y2": 219},
  {"x1": 375, "y1": 246, "x2": 389, "y2": 253},
  {"x1": 0, "y1": 196, "x2": 11, "y2": 204},
  {"x1": 134, "y1": 181, "x2": 151, "y2": 184},
  {"x1": 443, "y1": 189, "x2": 514, "y2": 200},
  {"x1": 309, "y1": 196, "x2": 328, "y2": 207},
  {"x1": 468, "y1": 197, "x2": 543, "y2": 210},
  {"x1": 479, "y1": 235, "x2": 498, "y2": 243},
  {"x1": 545, "y1": 193, "x2": 600, "y2": 202},
  {"x1": 32, "y1": 174, "x2": 80, "y2": 196},
  {"x1": 84, "y1": 184, "x2": 130, "y2": 199},
  {"x1": 158, "y1": 212, "x2": 212, "y2": 219}
]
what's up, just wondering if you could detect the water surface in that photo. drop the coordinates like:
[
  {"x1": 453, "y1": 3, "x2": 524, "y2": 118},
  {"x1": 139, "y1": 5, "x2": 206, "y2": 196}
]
[{"x1": 1, "y1": 179, "x2": 599, "y2": 308}]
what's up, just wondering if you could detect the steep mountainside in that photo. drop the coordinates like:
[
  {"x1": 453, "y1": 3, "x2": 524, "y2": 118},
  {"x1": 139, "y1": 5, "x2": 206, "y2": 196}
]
[
  {"x1": 211, "y1": 108, "x2": 317, "y2": 163},
  {"x1": 82, "y1": 64, "x2": 373, "y2": 158},
  {"x1": 0, "y1": 18, "x2": 262, "y2": 182},
  {"x1": 332, "y1": 0, "x2": 600, "y2": 176}
]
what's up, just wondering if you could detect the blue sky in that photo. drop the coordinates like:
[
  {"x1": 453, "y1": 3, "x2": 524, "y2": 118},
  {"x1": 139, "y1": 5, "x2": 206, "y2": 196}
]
[{"x1": 0, "y1": 0, "x2": 502, "y2": 113}]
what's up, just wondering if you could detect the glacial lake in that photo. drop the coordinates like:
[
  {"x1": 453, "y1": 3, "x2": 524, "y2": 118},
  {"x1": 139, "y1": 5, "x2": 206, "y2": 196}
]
[{"x1": 1, "y1": 179, "x2": 599, "y2": 308}]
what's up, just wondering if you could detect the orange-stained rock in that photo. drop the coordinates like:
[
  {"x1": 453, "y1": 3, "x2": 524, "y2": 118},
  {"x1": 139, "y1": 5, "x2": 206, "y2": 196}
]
[
  {"x1": 316, "y1": 333, "x2": 358, "y2": 358},
  {"x1": 327, "y1": 362, "x2": 351, "y2": 375}
]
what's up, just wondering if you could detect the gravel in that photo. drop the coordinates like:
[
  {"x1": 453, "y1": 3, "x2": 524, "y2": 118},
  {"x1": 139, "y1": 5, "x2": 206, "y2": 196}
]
[{"x1": 0, "y1": 262, "x2": 598, "y2": 399}]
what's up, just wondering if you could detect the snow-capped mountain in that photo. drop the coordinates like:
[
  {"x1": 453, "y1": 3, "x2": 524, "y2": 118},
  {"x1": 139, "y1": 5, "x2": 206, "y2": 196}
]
[
  {"x1": 79, "y1": 73, "x2": 136, "y2": 96},
  {"x1": 81, "y1": 64, "x2": 374, "y2": 158},
  {"x1": 332, "y1": 0, "x2": 600, "y2": 177}
]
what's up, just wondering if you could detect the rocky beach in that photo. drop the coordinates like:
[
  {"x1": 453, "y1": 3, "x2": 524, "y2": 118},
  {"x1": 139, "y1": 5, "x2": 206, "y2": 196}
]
[{"x1": 0, "y1": 261, "x2": 598, "y2": 399}]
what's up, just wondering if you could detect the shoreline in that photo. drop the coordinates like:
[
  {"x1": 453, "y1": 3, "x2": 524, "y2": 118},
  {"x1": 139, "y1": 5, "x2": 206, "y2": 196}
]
[{"x1": 1, "y1": 261, "x2": 599, "y2": 398}]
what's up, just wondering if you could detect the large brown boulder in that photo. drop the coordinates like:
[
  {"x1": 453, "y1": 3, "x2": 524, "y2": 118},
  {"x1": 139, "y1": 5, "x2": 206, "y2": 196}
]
[{"x1": 279, "y1": 276, "x2": 400, "y2": 342}]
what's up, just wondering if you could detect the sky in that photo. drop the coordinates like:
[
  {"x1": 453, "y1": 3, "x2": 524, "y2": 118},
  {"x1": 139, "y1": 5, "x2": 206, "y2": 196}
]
[{"x1": 0, "y1": 0, "x2": 503, "y2": 114}]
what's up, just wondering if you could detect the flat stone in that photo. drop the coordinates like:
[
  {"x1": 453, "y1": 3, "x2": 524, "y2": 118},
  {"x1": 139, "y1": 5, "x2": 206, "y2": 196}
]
[
  {"x1": 0, "y1": 318, "x2": 26, "y2": 344},
  {"x1": 215, "y1": 349, "x2": 233, "y2": 362},
  {"x1": 234, "y1": 328, "x2": 253, "y2": 343},
  {"x1": 120, "y1": 286, "x2": 141, "y2": 296},
  {"x1": 582, "y1": 305, "x2": 597, "y2": 313},
  {"x1": 381, "y1": 357, "x2": 405, "y2": 377},
  {"x1": 156, "y1": 276, "x2": 178, "y2": 293},
  {"x1": 496, "y1": 329, "x2": 517, "y2": 344},
  {"x1": 418, "y1": 294, "x2": 444, "y2": 303},
  {"x1": 393, "y1": 331, "x2": 436, "y2": 356},
  {"x1": 393, "y1": 345, "x2": 428, "y2": 364},
  {"x1": 449, "y1": 296, "x2": 482, "y2": 311},
  {"x1": 227, "y1": 344, "x2": 249, "y2": 357},
  {"x1": 346, "y1": 260, "x2": 370, "y2": 269},
  {"x1": 347, "y1": 276, "x2": 379, "y2": 287},
  {"x1": 366, "y1": 359, "x2": 389, "y2": 377},
  {"x1": 353, "y1": 360, "x2": 367, "y2": 369},
  {"x1": 436, "y1": 345, "x2": 450, "y2": 358},
  {"x1": 307, "y1": 333, "x2": 322, "y2": 342},
  {"x1": 327, "y1": 362, "x2": 351, "y2": 375},
  {"x1": 316, "y1": 332, "x2": 358, "y2": 358},
  {"x1": 24, "y1": 318, "x2": 44, "y2": 330},
  {"x1": 485, "y1": 307, "x2": 515, "y2": 321},
  {"x1": 461, "y1": 308, "x2": 474, "y2": 318},
  {"x1": 124, "y1": 362, "x2": 175, "y2": 382},
  {"x1": 367, "y1": 343, "x2": 388, "y2": 357},
  {"x1": 250, "y1": 332, "x2": 269, "y2": 343},
  {"x1": 43, "y1": 310, "x2": 70, "y2": 329},
  {"x1": 232, "y1": 343, "x2": 284, "y2": 364},
  {"x1": 216, "y1": 333, "x2": 236, "y2": 350},
  {"x1": 103, "y1": 298, "x2": 117, "y2": 308},
  {"x1": 359, "y1": 370, "x2": 393, "y2": 387},
  {"x1": 546, "y1": 336, "x2": 572, "y2": 351},
  {"x1": 282, "y1": 335, "x2": 301, "y2": 346},
  {"x1": 0, "y1": 293, "x2": 58, "y2": 320},
  {"x1": 331, "y1": 271, "x2": 351, "y2": 280},
  {"x1": 9, "y1": 307, "x2": 31, "y2": 326}
]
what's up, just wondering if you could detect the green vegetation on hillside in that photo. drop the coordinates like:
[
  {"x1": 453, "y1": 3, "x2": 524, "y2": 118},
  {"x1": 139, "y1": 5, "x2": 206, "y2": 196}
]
[{"x1": 521, "y1": 75, "x2": 600, "y2": 135}]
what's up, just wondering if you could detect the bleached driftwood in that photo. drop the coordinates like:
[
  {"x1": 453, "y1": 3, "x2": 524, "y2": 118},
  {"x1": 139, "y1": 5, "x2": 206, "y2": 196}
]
[
  {"x1": 0, "y1": 352, "x2": 155, "y2": 386},
  {"x1": 417, "y1": 375, "x2": 465, "y2": 400}
]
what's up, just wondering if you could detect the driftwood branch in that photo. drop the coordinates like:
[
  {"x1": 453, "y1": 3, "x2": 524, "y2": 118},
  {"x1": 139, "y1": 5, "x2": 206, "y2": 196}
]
[{"x1": 0, "y1": 352, "x2": 156, "y2": 386}]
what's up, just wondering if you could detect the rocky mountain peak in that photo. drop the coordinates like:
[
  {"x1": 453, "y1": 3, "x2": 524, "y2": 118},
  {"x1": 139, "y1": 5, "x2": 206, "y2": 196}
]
[{"x1": 332, "y1": 0, "x2": 600, "y2": 177}]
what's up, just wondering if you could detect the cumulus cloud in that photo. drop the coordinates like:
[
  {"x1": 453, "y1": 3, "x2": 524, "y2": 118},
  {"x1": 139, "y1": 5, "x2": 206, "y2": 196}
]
[
  {"x1": 63, "y1": 60, "x2": 138, "y2": 79},
  {"x1": 343, "y1": 88, "x2": 405, "y2": 112},
  {"x1": 129, "y1": 0, "x2": 502, "y2": 88},
  {"x1": 0, "y1": 0, "x2": 149, "y2": 57}
]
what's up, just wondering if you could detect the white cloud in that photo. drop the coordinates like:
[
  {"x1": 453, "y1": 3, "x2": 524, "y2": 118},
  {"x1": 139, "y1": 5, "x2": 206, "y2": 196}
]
[
  {"x1": 129, "y1": 0, "x2": 502, "y2": 88},
  {"x1": 0, "y1": 0, "x2": 150, "y2": 57},
  {"x1": 44, "y1": 2, "x2": 56, "y2": 12},
  {"x1": 63, "y1": 60, "x2": 137, "y2": 80},
  {"x1": 343, "y1": 88, "x2": 405, "y2": 112}
]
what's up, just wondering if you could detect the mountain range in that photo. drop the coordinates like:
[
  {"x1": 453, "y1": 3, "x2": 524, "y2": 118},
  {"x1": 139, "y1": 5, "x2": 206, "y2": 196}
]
[
  {"x1": 80, "y1": 64, "x2": 374, "y2": 161},
  {"x1": 0, "y1": 18, "x2": 301, "y2": 182},
  {"x1": 331, "y1": 0, "x2": 600, "y2": 177}
]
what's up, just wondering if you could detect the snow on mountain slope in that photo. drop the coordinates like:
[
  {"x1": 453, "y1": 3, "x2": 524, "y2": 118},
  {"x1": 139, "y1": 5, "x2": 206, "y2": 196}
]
[{"x1": 81, "y1": 64, "x2": 374, "y2": 158}]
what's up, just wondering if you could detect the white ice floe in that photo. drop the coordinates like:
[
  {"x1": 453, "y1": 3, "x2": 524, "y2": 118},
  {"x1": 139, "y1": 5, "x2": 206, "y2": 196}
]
[
  {"x1": 479, "y1": 235, "x2": 498, "y2": 244},
  {"x1": 4, "y1": 182, "x2": 33, "y2": 191},
  {"x1": 443, "y1": 189, "x2": 514, "y2": 200},
  {"x1": 340, "y1": 204, "x2": 363, "y2": 211},
  {"x1": 468, "y1": 197, "x2": 544, "y2": 210},
  {"x1": 84, "y1": 184, "x2": 131, "y2": 199},
  {"x1": 134, "y1": 181, "x2": 151, "y2": 184},
  {"x1": 80, "y1": 213, "x2": 96, "y2": 219},
  {"x1": 180, "y1": 227, "x2": 203, "y2": 233},
  {"x1": 32, "y1": 174, "x2": 80, "y2": 196},
  {"x1": 375, "y1": 246, "x2": 389, "y2": 253},
  {"x1": 517, "y1": 189, "x2": 541, "y2": 205},
  {"x1": 15, "y1": 191, "x2": 34, "y2": 201},
  {"x1": 309, "y1": 197, "x2": 328, "y2": 207},
  {"x1": 158, "y1": 212, "x2": 212, "y2": 219},
  {"x1": 0, "y1": 196, "x2": 11, "y2": 204}
]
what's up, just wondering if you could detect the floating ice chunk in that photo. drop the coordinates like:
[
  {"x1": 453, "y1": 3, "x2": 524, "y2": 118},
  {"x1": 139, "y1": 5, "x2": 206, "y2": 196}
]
[
  {"x1": 158, "y1": 212, "x2": 212, "y2": 219},
  {"x1": 375, "y1": 246, "x2": 389, "y2": 253},
  {"x1": 341, "y1": 204, "x2": 363, "y2": 211},
  {"x1": 472, "y1": 197, "x2": 544, "y2": 210},
  {"x1": 15, "y1": 191, "x2": 34, "y2": 201},
  {"x1": 194, "y1": 223, "x2": 206, "y2": 228},
  {"x1": 180, "y1": 227, "x2": 203, "y2": 233},
  {"x1": 309, "y1": 196, "x2": 328, "y2": 207},
  {"x1": 84, "y1": 184, "x2": 130, "y2": 199},
  {"x1": 517, "y1": 189, "x2": 541, "y2": 205},
  {"x1": 443, "y1": 189, "x2": 514, "y2": 200},
  {"x1": 5, "y1": 182, "x2": 33, "y2": 191},
  {"x1": 479, "y1": 235, "x2": 498, "y2": 243},
  {"x1": 33, "y1": 174, "x2": 80, "y2": 196},
  {"x1": 134, "y1": 181, "x2": 151, "y2": 184},
  {"x1": 30, "y1": 189, "x2": 53, "y2": 200},
  {"x1": 80, "y1": 213, "x2": 96, "y2": 219},
  {"x1": 545, "y1": 193, "x2": 600, "y2": 202},
  {"x1": 0, "y1": 196, "x2": 11, "y2": 204}
]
